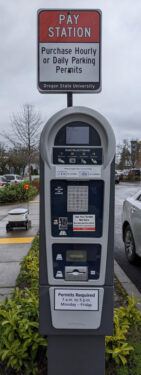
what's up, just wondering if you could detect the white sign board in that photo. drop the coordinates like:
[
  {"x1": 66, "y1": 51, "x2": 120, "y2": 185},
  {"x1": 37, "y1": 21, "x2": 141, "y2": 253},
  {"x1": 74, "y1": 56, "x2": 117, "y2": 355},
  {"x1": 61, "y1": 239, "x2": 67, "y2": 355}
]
[
  {"x1": 55, "y1": 289, "x2": 99, "y2": 311},
  {"x1": 38, "y1": 9, "x2": 101, "y2": 93}
]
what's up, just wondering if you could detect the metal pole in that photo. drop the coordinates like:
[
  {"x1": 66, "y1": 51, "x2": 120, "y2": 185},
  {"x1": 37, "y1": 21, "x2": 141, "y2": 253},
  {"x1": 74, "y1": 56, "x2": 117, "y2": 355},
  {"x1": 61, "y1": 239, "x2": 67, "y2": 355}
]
[{"x1": 67, "y1": 92, "x2": 73, "y2": 107}]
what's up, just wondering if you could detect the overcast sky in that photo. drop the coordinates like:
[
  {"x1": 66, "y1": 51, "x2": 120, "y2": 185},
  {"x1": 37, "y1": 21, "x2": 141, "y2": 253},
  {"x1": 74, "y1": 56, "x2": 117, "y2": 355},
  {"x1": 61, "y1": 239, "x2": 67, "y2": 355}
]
[{"x1": 0, "y1": 0, "x2": 141, "y2": 146}]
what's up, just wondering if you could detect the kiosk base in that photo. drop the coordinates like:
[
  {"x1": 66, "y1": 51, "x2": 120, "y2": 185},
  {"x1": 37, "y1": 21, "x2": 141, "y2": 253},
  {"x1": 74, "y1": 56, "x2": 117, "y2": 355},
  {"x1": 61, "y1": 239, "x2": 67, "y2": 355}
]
[{"x1": 48, "y1": 335, "x2": 105, "y2": 375}]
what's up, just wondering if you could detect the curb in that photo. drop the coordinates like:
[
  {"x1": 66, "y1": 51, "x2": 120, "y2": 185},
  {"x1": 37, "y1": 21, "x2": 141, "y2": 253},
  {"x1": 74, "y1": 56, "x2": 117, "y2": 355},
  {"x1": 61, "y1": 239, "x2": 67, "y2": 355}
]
[{"x1": 114, "y1": 260, "x2": 141, "y2": 311}]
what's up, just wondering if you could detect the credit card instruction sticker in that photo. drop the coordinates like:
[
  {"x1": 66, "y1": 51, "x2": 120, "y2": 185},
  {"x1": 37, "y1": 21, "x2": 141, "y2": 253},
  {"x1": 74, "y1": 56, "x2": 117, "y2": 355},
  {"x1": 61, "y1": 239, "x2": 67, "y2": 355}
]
[
  {"x1": 55, "y1": 289, "x2": 99, "y2": 311},
  {"x1": 73, "y1": 215, "x2": 96, "y2": 231}
]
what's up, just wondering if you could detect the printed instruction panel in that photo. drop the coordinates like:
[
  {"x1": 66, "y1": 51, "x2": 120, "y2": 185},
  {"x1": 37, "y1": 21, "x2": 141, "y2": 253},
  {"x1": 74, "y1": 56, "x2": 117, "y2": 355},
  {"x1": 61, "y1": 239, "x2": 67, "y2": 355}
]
[
  {"x1": 73, "y1": 214, "x2": 96, "y2": 231},
  {"x1": 56, "y1": 165, "x2": 101, "y2": 178}
]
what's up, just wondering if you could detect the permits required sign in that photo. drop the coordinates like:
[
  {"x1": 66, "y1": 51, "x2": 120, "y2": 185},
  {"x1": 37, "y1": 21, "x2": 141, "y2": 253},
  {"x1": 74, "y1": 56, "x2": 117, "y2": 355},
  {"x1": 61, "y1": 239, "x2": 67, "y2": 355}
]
[
  {"x1": 37, "y1": 9, "x2": 101, "y2": 93},
  {"x1": 55, "y1": 289, "x2": 99, "y2": 311}
]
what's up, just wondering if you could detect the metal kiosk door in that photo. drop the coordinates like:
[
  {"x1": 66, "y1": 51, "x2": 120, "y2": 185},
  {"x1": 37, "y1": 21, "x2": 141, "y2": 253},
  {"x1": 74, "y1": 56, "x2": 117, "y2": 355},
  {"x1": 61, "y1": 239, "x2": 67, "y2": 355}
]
[{"x1": 39, "y1": 107, "x2": 116, "y2": 375}]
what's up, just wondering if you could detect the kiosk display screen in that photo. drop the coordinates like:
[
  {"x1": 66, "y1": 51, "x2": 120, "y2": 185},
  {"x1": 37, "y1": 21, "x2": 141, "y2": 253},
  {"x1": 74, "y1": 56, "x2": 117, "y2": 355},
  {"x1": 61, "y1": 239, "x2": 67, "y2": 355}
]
[
  {"x1": 66, "y1": 250, "x2": 87, "y2": 263},
  {"x1": 66, "y1": 126, "x2": 89, "y2": 144}
]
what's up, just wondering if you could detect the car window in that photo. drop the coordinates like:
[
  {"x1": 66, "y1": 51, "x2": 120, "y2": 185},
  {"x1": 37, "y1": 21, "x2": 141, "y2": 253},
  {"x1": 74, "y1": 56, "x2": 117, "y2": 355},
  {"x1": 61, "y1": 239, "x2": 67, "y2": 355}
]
[
  {"x1": 5, "y1": 175, "x2": 14, "y2": 180},
  {"x1": 16, "y1": 176, "x2": 22, "y2": 180},
  {"x1": 136, "y1": 195, "x2": 141, "y2": 201}
]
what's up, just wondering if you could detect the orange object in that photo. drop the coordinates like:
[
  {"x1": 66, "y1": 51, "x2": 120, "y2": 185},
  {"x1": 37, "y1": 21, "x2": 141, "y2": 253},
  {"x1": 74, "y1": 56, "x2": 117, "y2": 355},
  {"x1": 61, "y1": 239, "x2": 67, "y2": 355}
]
[{"x1": 24, "y1": 184, "x2": 29, "y2": 190}]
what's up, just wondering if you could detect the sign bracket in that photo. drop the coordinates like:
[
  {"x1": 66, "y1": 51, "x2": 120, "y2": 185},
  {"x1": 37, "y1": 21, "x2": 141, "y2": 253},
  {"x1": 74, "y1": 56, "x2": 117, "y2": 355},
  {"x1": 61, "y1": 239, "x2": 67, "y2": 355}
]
[{"x1": 67, "y1": 93, "x2": 73, "y2": 107}]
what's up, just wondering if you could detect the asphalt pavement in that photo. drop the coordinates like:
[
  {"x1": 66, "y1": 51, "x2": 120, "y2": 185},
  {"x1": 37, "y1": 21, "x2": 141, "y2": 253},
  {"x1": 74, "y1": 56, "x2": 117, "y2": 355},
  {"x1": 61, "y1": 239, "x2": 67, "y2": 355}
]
[{"x1": 0, "y1": 196, "x2": 39, "y2": 300}]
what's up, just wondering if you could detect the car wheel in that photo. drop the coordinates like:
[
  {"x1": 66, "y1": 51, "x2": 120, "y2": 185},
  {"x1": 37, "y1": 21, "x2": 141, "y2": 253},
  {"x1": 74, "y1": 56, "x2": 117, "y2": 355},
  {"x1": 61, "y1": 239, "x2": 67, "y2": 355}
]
[{"x1": 124, "y1": 225, "x2": 137, "y2": 263}]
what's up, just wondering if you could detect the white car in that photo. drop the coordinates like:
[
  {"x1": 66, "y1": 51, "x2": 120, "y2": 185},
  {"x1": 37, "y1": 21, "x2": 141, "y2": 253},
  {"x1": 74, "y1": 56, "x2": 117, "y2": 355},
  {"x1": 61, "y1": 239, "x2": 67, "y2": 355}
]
[
  {"x1": 122, "y1": 190, "x2": 141, "y2": 263},
  {"x1": 0, "y1": 176, "x2": 9, "y2": 188},
  {"x1": 4, "y1": 174, "x2": 24, "y2": 185}
]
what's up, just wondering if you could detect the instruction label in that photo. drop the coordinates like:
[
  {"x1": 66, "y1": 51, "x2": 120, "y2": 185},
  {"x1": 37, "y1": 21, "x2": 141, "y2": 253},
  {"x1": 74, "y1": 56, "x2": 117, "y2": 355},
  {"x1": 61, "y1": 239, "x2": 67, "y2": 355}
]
[
  {"x1": 38, "y1": 9, "x2": 101, "y2": 92},
  {"x1": 55, "y1": 289, "x2": 99, "y2": 311},
  {"x1": 56, "y1": 165, "x2": 101, "y2": 178},
  {"x1": 73, "y1": 215, "x2": 96, "y2": 231}
]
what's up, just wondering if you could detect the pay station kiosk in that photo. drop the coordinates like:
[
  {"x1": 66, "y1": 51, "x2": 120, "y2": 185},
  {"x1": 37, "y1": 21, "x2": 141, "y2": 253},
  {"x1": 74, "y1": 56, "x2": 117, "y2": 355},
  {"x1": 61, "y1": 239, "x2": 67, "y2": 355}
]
[{"x1": 39, "y1": 106, "x2": 115, "y2": 375}]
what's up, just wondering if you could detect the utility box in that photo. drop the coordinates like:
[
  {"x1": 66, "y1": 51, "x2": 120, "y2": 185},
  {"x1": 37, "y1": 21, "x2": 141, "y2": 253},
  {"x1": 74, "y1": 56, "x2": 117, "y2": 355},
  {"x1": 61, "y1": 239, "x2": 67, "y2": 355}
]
[{"x1": 39, "y1": 107, "x2": 116, "y2": 375}]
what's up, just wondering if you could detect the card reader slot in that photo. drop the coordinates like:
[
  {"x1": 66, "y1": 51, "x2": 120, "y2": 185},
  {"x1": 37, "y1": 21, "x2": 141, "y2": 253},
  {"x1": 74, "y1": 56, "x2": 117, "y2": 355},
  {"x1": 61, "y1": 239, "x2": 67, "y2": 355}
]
[{"x1": 65, "y1": 266, "x2": 88, "y2": 281}]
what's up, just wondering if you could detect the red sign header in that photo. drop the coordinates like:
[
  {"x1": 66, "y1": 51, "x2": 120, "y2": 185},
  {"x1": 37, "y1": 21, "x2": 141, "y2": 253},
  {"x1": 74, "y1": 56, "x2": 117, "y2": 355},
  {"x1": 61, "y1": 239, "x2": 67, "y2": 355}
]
[{"x1": 39, "y1": 10, "x2": 100, "y2": 43}]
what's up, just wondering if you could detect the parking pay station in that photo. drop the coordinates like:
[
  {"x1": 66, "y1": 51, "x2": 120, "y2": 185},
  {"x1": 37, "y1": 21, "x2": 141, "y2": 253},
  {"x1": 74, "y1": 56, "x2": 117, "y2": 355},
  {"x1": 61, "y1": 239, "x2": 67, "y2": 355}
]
[{"x1": 39, "y1": 106, "x2": 116, "y2": 375}]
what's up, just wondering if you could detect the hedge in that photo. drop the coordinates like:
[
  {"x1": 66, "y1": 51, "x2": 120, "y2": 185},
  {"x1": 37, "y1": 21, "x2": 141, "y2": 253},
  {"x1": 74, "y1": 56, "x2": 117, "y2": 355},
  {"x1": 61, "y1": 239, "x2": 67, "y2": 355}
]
[{"x1": 0, "y1": 183, "x2": 38, "y2": 203}]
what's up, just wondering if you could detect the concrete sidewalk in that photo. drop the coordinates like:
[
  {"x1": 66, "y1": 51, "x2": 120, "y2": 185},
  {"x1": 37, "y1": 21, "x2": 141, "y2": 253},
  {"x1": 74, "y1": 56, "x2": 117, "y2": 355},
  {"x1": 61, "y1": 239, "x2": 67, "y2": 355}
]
[{"x1": 0, "y1": 196, "x2": 39, "y2": 300}]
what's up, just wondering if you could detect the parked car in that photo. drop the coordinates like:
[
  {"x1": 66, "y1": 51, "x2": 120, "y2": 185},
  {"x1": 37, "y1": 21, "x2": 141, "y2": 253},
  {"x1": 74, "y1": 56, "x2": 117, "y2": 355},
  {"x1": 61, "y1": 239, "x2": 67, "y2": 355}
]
[
  {"x1": 122, "y1": 190, "x2": 141, "y2": 263},
  {"x1": 0, "y1": 176, "x2": 9, "y2": 188},
  {"x1": 115, "y1": 171, "x2": 120, "y2": 184},
  {"x1": 4, "y1": 174, "x2": 24, "y2": 185},
  {"x1": 128, "y1": 168, "x2": 141, "y2": 178},
  {"x1": 122, "y1": 169, "x2": 130, "y2": 176}
]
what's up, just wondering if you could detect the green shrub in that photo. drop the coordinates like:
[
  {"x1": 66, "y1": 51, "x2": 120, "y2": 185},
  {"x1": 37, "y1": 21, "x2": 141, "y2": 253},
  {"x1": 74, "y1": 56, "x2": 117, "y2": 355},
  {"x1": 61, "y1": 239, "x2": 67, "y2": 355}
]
[
  {"x1": 0, "y1": 237, "x2": 47, "y2": 374},
  {"x1": 118, "y1": 294, "x2": 141, "y2": 329},
  {"x1": 0, "y1": 183, "x2": 37, "y2": 203},
  {"x1": 106, "y1": 295, "x2": 141, "y2": 366},
  {"x1": 16, "y1": 236, "x2": 39, "y2": 290},
  {"x1": 0, "y1": 288, "x2": 47, "y2": 374},
  {"x1": 106, "y1": 309, "x2": 133, "y2": 365}
]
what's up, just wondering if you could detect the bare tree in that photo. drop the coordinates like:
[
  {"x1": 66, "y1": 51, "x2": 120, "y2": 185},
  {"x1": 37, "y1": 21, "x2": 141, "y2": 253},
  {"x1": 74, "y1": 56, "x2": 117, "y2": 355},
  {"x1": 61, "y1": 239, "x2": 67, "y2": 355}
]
[
  {"x1": 117, "y1": 139, "x2": 131, "y2": 170},
  {"x1": 117, "y1": 139, "x2": 140, "y2": 170},
  {"x1": 0, "y1": 143, "x2": 8, "y2": 174},
  {"x1": 2, "y1": 104, "x2": 42, "y2": 183},
  {"x1": 130, "y1": 139, "x2": 139, "y2": 168},
  {"x1": 7, "y1": 147, "x2": 29, "y2": 175}
]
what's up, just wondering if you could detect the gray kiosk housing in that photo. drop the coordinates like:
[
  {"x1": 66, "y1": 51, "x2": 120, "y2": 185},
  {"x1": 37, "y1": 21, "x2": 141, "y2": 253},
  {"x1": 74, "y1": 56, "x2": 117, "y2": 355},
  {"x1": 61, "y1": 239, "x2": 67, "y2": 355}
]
[{"x1": 40, "y1": 107, "x2": 115, "y2": 375}]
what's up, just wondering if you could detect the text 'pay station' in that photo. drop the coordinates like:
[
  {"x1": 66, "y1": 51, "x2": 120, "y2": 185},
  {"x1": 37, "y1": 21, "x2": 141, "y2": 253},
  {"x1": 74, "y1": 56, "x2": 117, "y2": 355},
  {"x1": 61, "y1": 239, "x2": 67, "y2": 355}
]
[{"x1": 38, "y1": 10, "x2": 101, "y2": 92}]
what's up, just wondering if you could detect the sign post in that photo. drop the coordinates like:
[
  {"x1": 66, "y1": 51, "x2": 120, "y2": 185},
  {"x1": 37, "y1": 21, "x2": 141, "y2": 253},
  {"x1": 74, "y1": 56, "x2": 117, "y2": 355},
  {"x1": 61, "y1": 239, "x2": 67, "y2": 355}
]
[{"x1": 38, "y1": 9, "x2": 101, "y2": 93}]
